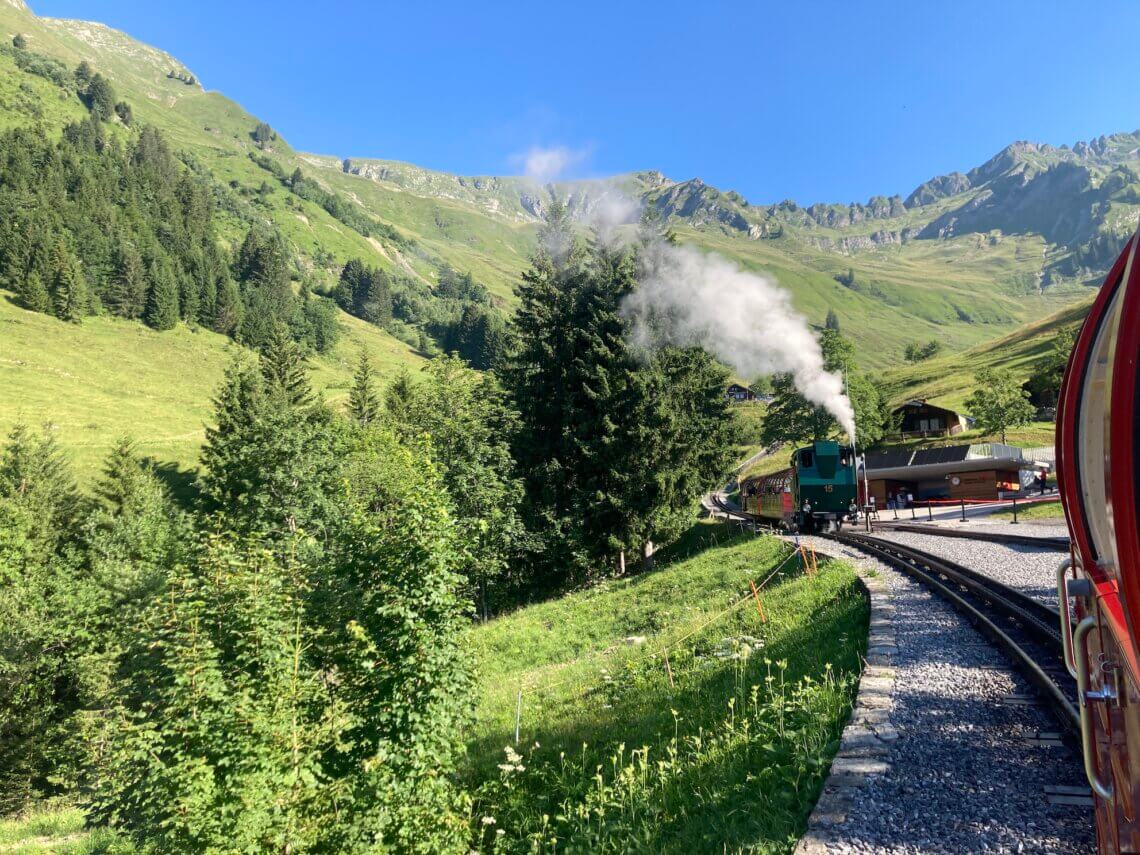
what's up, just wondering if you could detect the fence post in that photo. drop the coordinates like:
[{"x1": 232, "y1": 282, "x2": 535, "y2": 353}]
[
  {"x1": 927, "y1": 503, "x2": 933, "y2": 522},
  {"x1": 749, "y1": 579, "x2": 767, "y2": 622},
  {"x1": 1012, "y1": 497, "x2": 1019, "y2": 525},
  {"x1": 959, "y1": 500, "x2": 967, "y2": 523},
  {"x1": 663, "y1": 650, "x2": 676, "y2": 688}
]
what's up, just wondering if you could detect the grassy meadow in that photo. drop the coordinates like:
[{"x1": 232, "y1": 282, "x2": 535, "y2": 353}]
[
  {"x1": 880, "y1": 294, "x2": 1094, "y2": 410},
  {"x1": 0, "y1": 291, "x2": 422, "y2": 485},
  {"x1": 464, "y1": 522, "x2": 868, "y2": 851},
  {"x1": 990, "y1": 498, "x2": 1064, "y2": 520}
]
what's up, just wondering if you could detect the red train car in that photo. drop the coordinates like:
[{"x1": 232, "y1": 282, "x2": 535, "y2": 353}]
[
  {"x1": 1056, "y1": 226, "x2": 1140, "y2": 852},
  {"x1": 741, "y1": 467, "x2": 795, "y2": 525}
]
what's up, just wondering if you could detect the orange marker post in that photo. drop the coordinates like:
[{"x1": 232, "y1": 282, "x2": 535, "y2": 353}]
[{"x1": 749, "y1": 579, "x2": 768, "y2": 622}]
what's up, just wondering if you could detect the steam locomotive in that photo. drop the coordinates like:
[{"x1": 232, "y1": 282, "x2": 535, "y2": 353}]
[
  {"x1": 739, "y1": 440, "x2": 857, "y2": 532},
  {"x1": 1057, "y1": 226, "x2": 1140, "y2": 851}
]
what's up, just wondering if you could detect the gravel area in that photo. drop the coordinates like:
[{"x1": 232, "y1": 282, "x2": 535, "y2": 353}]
[
  {"x1": 866, "y1": 530, "x2": 1063, "y2": 609},
  {"x1": 956, "y1": 519, "x2": 1070, "y2": 539},
  {"x1": 795, "y1": 535, "x2": 1094, "y2": 854}
]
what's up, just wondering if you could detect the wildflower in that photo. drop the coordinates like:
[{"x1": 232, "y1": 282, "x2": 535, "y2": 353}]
[{"x1": 481, "y1": 816, "x2": 497, "y2": 826}]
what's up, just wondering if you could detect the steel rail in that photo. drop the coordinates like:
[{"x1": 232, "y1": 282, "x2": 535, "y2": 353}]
[{"x1": 830, "y1": 531, "x2": 1079, "y2": 735}]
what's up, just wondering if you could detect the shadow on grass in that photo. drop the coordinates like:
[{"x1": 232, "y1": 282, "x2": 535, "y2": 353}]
[
  {"x1": 147, "y1": 459, "x2": 199, "y2": 510},
  {"x1": 653, "y1": 519, "x2": 751, "y2": 566}
]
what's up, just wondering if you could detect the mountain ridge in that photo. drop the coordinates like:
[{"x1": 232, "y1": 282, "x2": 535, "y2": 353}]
[{"x1": 0, "y1": 0, "x2": 1121, "y2": 373}]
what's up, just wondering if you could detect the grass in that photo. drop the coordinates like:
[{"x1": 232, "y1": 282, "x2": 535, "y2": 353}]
[
  {"x1": 730, "y1": 402, "x2": 767, "y2": 465},
  {"x1": 464, "y1": 522, "x2": 868, "y2": 851},
  {"x1": 880, "y1": 296, "x2": 1094, "y2": 410},
  {"x1": 875, "y1": 421, "x2": 1057, "y2": 453},
  {"x1": 0, "y1": 806, "x2": 116, "y2": 853},
  {"x1": 0, "y1": 291, "x2": 423, "y2": 485},
  {"x1": 989, "y1": 498, "x2": 1064, "y2": 520}
]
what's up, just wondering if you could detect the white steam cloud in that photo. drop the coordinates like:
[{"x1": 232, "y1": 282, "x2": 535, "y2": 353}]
[
  {"x1": 513, "y1": 145, "x2": 591, "y2": 183},
  {"x1": 621, "y1": 240, "x2": 856, "y2": 442}
]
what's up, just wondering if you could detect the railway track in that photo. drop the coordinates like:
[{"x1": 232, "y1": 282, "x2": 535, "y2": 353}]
[
  {"x1": 707, "y1": 494, "x2": 1079, "y2": 736},
  {"x1": 827, "y1": 531, "x2": 1078, "y2": 736},
  {"x1": 870, "y1": 521, "x2": 1069, "y2": 551}
]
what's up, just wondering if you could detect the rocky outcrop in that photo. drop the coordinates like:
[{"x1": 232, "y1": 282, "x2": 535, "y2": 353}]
[
  {"x1": 905, "y1": 172, "x2": 971, "y2": 207},
  {"x1": 810, "y1": 228, "x2": 921, "y2": 254},
  {"x1": 651, "y1": 178, "x2": 753, "y2": 233}
]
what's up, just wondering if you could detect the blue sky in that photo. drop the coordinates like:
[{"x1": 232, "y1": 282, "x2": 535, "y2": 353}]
[{"x1": 33, "y1": 1, "x2": 1140, "y2": 204}]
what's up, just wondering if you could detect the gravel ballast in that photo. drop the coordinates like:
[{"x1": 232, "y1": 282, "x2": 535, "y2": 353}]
[
  {"x1": 865, "y1": 530, "x2": 1064, "y2": 608},
  {"x1": 793, "y1": 535, "x2": 1094, "y2": 854}
]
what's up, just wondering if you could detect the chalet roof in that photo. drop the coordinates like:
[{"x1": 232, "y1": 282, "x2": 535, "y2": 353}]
[{"x1": 892, "y1": 399, "x2": 963, "y2": 416}]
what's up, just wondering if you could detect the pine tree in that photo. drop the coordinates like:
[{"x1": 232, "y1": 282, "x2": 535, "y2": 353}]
[
  {"x1": 108, "y1": 241, "x2": 146, "y2": 320},
  {"x1": 12, "y1": 34, "x2": 26, "y2": 49},
  {"x1": 348, "y1": 350, "x2": 380, "y2": 425},
  {"x1": 16, "y1": 271, "x2": 50, "y2": 314},
  {"x1": 84, "y1": 74, "x2": 116, "y2": 121},
  {"x1": 144, "y1": 260, "x2": 179, "y2": 330},
  {"x1": 73, "y1": 61, "x2": 92, "y2": 91},
  {"x1": 49, "y1": 243, "x2": 87, "y2": 322},
  {"x1": 259, "y1": 324, "x2": 312, "y2": 408},
  {"x1": 825, "y1": 308, "x2": 841, "y2": 331}
]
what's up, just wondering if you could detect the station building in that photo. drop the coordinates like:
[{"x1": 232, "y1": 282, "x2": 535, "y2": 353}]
[{"x1": 863, "y1": 443, "x2": 1049, "y2": 504}]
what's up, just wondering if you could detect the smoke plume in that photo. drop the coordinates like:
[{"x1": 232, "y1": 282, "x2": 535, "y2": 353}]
[
  {"x1": 621, "y1": 240, "x2": 856, "y2": 442},
  {"x1": 513, "y1": 145, "x2": 591, "y2": 184}
]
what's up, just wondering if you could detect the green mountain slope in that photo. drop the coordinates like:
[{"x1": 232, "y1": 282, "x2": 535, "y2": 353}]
[
  {"x1": 0, "y1": 1, "x2": 1114, "y2": 367},
  {"x1": 879, "y1": 294, "x2": 1094, "y2": 411},
  {"x1": 0, "y1": 0, "x2": 1130, "y2": 474},
  {"x1": 0, "y1": 286, "x2": 422, "y2": 482}
]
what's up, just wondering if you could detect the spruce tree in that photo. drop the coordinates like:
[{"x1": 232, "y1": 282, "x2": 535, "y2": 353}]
[
  {"x1": 212, "y1": 275, "x2": 243, "y2": 335},
  {"x1": 0, "y1": 423, "x2": 82, "y2": 565},
  {"x1": 49, "y1": 243, "x2": 87, "y2": 322},
  {"x1": 16, "y1": 272, "x2": 50, "y2": 314},
  {"x1": 199, "y1": 345, "x2": 342, "y2": 540},
  {"x1": 84, "y1": 74, "x2": 116, "y2": 121},
  {"x1": 73, "y1": 61, "x2": 92, "y2": 91},
  {"x1": 144, "y1": 260, "x2": 179, "y2": 330},
  {"x1": 348, "y1": 350, "x2": 380, "y2": 425},
  {"x1": 108, "y1": 241, "x2": 146, "y2": 319},
  {"x1": 260, "y1": 324, "x2": 312, "y2": 408}
]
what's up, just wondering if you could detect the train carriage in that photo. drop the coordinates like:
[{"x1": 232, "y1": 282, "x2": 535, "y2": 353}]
[
  {"x1": 741, "y1": 440, "x2": 857, "y2": 532},
  {"x1": 1057, "y1": 225, "x2": 1140, "y2": 852}
]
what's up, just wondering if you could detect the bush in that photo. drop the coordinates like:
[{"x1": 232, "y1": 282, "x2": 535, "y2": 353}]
[{"x1": 96, "y1": 425, "x2": 474, "y2": 852}]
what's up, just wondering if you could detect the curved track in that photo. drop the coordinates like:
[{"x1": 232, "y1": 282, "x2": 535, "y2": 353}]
[
  {"x1": 707, "y1": 493, "x2": 1078, "y2": 735},
  {"x1": 828, "y1": 531, "x2": 1078, "y2": 735}
]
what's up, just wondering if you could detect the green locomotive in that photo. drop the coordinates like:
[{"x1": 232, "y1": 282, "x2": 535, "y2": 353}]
[{"x1": 740, "y1": 440, "x2": 858, "y2": 532}]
